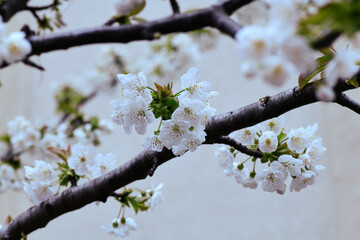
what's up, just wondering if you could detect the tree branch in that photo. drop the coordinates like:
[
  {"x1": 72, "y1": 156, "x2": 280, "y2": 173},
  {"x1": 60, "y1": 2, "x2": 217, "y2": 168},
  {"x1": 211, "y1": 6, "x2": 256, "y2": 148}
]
[
  {"x1": 335, "y1": 93, "x2": 360, "y2": 115},
  {"x1": 0, "y1": 80, "x2": 356, "y2": 240},
  {"x1": 213, "y1": 136, "x2": 262, "y2": 158},
  {"x1": 169, "y1": 0, "x2": 180, "y2": 14},
  {"x1": 0, "y1": 0, "x2": 29, "y2": 22},
  {"x1": 0, "y1": 0, "x2": 253, "y2": 70}
]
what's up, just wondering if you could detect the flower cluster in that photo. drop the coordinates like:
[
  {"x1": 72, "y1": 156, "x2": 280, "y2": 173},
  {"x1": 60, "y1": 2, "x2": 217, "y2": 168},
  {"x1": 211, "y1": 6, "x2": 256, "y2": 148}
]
[
  {"x1": 0, "y1": 163, "x2": 22, "y2": 192},
  {"x1": 235, "y1": 0, "x2": 324, "y2": 86},
  {"x1": 22, "y1": 143, "x2": 118, "y2": 205},
  {"x1": 111, "y1": 67, "x2": 217, "y2": 156},
  {"x1": 0, "y1": 19, "x2": 32, "y2": 64},
  {"x1": 101, "y1": 183, "x2": 164, "y2": 238},
  {"x1": 215, "y1": 116, "x2": 326, "y2": 194}
]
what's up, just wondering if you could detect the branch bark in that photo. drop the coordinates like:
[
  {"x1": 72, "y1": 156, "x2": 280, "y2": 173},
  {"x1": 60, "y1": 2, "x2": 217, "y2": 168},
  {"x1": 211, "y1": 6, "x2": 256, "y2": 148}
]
[
  {"x1": 0, "y1": 0, "x2": 29, "y2": 22},
  {"x1": 0, "y1": 80, "x2": 356, "y2": 240},
  {"x1": 335, "y1": 93, "x2": 360, "y2": 115}
]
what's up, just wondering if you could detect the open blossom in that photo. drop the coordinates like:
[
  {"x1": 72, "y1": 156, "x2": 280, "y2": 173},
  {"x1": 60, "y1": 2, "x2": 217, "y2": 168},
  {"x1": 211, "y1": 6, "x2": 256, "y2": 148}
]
[
  {"x1": 257, "y1": 167, "x2": 286, "y2": 194},
  {"x1": 142, "y1": 134, "x2": 164, "y2": 152},
  {"x1": 172, "y1": 98, "x2": 206, "y2": 129},
  {"x1": 179, "y1": 67, "x2": 210, "y2": 102},
  {"x1": 123, "y1": 97, "x2": 155, "y2": 135},
  {"x1": 277, "y1": 155, "x2": 302, "y2": 177},
  {"x1": 23, "y1": 181, "x2": 55, "y2": 205},
  {"x1": 90, "y1": 153, "x2": 118, "y2": 178},
  {"x1": 215, "y1": 146, "x2": 234, "y2": 171},
  {"x1": 306, "y1": 138, "x2": 326, "y2": 163},
  {"x1": 242, "y1": 176, "x2": 258, "y2": 189},
  {"x1": 118, "y1": 72, "x2": 152, "y2": 103},
  {"x1": 102, "y1": 218, "x2": 137, "y2": 237},
  {"x1": 172, "y1": 130, "x2": 206, "y2": 156},
  {"x1": 2, "y1": 31, "x2": 32, "y2": 63},
  {"x1": 258, "y1": 131, "x2": 278, "y2": 153},
  {"x1": 159, "y1": 119, "x2": 191, "y2": 149},
  {"x1": 110, "y1": 100, "x2": 131, "y2": 134},
  {"x1": 68, "y1": 143, "x2": 96, "y2": 176},
  {"x1": 260, "y1": 116, "x2": 284, "y2": 135},
  {"x1": 24, "y1": 160, "x2": 56, "y2": 184},
  {"x1": 231, "y1": 127, "x2": 256, "y2": 145},
  {"x1": 287, "y1": 127, "x2": 310, "y2": 154},
  {"x1": 290, "y1": 170, "x2": 317, "y2": 192}
]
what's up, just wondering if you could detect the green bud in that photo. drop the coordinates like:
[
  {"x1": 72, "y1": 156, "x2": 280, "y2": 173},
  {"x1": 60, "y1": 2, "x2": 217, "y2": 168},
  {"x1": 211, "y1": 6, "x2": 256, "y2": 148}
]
[
  {"x1": 237, "y1": 164, "x2": 244, "y2": 170},
  {"x1": 249, "y1": 171, "x2": 256, "y2": 178}
]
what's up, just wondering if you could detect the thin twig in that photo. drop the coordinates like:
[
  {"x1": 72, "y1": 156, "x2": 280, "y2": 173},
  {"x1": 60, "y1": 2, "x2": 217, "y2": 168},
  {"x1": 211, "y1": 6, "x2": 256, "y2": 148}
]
[
  {"x1": 212, "y1": 136, "x2": 262, "y2": 158},
  {"x1": 169, "y1": 0, "x2": 180, "y2": 14},
  {"x1": 22, "y1": 59, "x2": 45, "y2": 71},
  {"x1": 335, "y1": 93, "x2": 360, "y2": 115}
]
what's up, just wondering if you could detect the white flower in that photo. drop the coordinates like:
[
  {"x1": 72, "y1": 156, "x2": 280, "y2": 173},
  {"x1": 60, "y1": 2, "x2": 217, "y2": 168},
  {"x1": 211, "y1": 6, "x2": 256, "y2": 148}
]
[
  {"x1": 147, "y1": 183, "x2": 164, "y2": 210},
  {"x1": 0, "y1": 164, "x2": 16, "y2": 182},
  {"x1": 260, "y1": 116, "x2": 284, "y2": 135},
  {"x1": 2, "y1": 32, "x2": 32, "y2": 63},
  {"x1": 102, "y1": 217, "x2": 137, "y2": 237},
  {"x1": 290, "y1": 170, "x2": 316, "y2": 192},
  {"x1": 215, "y1": 146, "x2": 234, "y2": 171},
  {"x1": 257, "y1": 167, "x2": 286, "y2": 194},
  {"x1": 231, "y1": 127, "x2": 256, "y2": 145},
  {"x1": 325, "y1": 47, "x2": 360, "y2": 87},
  {"x1": 179, "y1": 67, "x2": 210, "y2": 102},
  {"x1": 24, "y1": 160, "x2": 56, "y2": 184},
  {"x1": 171, "y1": 130, "x2": 206, "y2": 156},
  {"x1": 306, "y1": 138, "x2": 326, "y2": 163},
  {"x1": 172, "y1": 98, "x2": 206, "y2": 129},
  {"x1": 68, "y1": 143, "x2": 96, "y2": 176},
  {"x1": 118, "y1": 72, "x2": 152, "y2": 103},
  {"x1": 90, "y1": 153, "x2": 117, "y2": 178},
  {"x1": 258, "y1": 131, "x2": 278, "y2": 153},
  {"x1": 277, "y1": 155, "x2": 303, "y2": 177},
  {"x1": 23, "y1": 181, "x2": 55, "y2": 205},
  {"x1": 110, "y1": 100, "x2": 132, "y2": 135},
  {"x1": 114, "y1": 0, "x2": 145, "y2": 16},
  {"x1": 159, "y1": 119, "x2": 191, "y2": 149},
  {"x1": 287, "y1": 127, "x2": 310, "y2": 154},
  {"x1": 142, "y1": 134, "x2": 163, "y2": 152},
  {"x1": 263, "y1": 56, "x2": 295, "y2": 86},
  {"x1": 123, "y1": 97, "x2": 155, "y2": 135},
  {"x1": 236, "y1": 25, "x2": 273, "y2": 60}
]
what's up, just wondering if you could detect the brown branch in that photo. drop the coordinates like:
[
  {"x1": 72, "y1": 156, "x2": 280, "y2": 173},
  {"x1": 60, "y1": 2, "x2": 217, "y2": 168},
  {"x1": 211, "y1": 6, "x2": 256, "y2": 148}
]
[
  {"x1": 1, "y1": 0, "x2": 252, "y2": 70},
  {"x1": 0, "y1": 80, "x2": 356, "y2": 240},
  {"x1": 0, "y1": 0, "x2": 29, "y2": 22},
  {"x1": 335, "y1": 93, "x2": 360, "y2": 115},
  {"x1": 213, "y1": 136, "x2": 262, "y2": 158},
  {"x1": 169, "y1": 0, "x2": 180, "y2": 14}
]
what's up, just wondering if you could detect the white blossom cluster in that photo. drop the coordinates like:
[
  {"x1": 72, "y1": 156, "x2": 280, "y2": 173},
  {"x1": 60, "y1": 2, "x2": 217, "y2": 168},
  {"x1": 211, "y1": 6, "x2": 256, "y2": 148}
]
[
  {"x1": 215, "y1": 116, "x2": 326, "y2": 194},
  {"x1": 110, "y1": 71, "x2": 155, "y2": 135},
  {"x1": 101, "y1": 182, "x2": 163, "y2": 238},
  {"x1": 132, "y1": 34, "x2": 201, "y2": 83},
  {"x1": 111, "y1": 67, "x2": 217, "y2": 156},
  {"x1": 235, "y1": 0, "x2": 328, "y2": 86},
  {"x1": 0, "y1": 163, "x2": 22, "y2": 192},
  {"x1": 23, "y1": 143, "x2": 118, "y2": 205},
  {"x1": 0, "y1": 19, "x2": 32, "y2": 65},
  {"x1": 147, "y1": 68, "x2": 217, "y2": 156}
]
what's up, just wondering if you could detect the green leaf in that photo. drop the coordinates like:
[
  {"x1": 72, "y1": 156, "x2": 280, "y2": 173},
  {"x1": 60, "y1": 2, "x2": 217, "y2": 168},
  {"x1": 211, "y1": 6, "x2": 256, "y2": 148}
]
[
  {"x1": 128, "y1": 196, "x2": 149, "y2": 214},
  {"x1": 345, "y1": 76, "x2": 359, "y2": 88},
  {"x1": 0, "y1": 134, "x2": 11, "y2": 145}
]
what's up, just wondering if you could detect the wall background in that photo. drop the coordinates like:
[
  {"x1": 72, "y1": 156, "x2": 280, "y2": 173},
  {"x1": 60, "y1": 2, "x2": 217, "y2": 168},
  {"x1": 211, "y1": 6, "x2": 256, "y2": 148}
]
[{"x1": 1, "y1": 1, "x2": 360, "y2": 239}]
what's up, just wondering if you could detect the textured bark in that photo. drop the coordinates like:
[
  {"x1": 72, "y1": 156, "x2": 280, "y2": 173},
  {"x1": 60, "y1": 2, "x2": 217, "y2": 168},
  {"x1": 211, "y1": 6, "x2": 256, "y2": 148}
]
[{"x1": 0, "y1": 0, "x2": 29, "y2": 22}]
